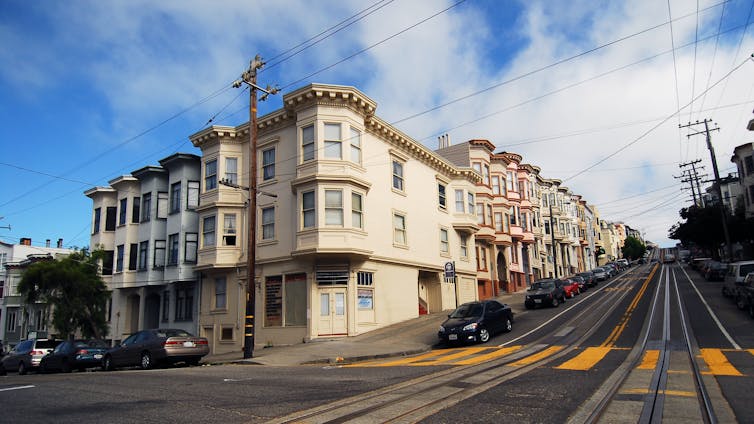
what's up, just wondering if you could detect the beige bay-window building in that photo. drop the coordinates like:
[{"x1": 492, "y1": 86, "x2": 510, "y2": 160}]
[{"x1": 190, "y1": 84, "x2": 481, "y2": 354}]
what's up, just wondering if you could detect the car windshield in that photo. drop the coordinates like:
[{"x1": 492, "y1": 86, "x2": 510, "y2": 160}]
[
  {"x1": 449, "y1": 304, "x2": 483, "y2": 318},
  {"x1": 157, "y1": 329, "x2": 193, "y2": 338},
  {"x1": 531, "y1": 281, "x2": 555, "y2": 290},
  {"x1": 35, "y1": 340, "x2": 60, "y2": 349},
  {"x1": 74, "y1": 340, "x2": 108, "y2": 348}
]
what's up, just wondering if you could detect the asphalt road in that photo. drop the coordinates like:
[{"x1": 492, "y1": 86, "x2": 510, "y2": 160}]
[{"x1": 2, "y1": 262, "x2": 753, "y2": 423}]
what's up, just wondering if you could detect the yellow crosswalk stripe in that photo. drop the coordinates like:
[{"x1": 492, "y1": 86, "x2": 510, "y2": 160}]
[
  {"x1": 700, "y1": 348, "x2": 742, "y2": 376},
  {"x1": 555, "y1": 347, "x2": 612, "y2": 371},
  {"x1": 621, "y1": 388, "x2": 696, "y2": 397},
  {"x1": 638, "y1": 350, "x2": 659, "y2": 370},
  {"x1": 508, "y1": 345, "x2": 563, "y2": 367},
  {"x1": 452, "y1": 346, "x2": 523, "y2": 365},
  {"x1": 410, "y1": 347, "x2": 491, "y2": 366},
  {"x1": 351, "y1": 349, "x2": 448, "y2": 367}
]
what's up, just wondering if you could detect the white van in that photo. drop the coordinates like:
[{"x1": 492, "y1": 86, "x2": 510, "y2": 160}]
[{"x1": 722, "y1": 261, "x2": 754, "y2": 298}]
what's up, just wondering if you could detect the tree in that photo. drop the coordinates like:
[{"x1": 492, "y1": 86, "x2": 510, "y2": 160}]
[
  {"x1": 18, "y1": 248, "x2": 110, "y2": 339},
  {"x1": 621, "y1": 236, "x2": 646, "y2": 260}
]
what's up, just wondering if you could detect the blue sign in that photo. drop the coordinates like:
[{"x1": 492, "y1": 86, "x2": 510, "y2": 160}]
[{"x1": 444, "y1": 262, "x2": 455, "y2": 278}]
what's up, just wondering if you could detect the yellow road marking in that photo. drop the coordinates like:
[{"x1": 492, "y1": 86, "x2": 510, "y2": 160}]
[
  {"x1": 508, "y1": 345, "x2": 564, "y2": 367},
  {"x1": 638, "y1": 350, "x2": 659, "y2": 370},
  {"x1": 453, "y1": 346, "x2": 523, "y2": 365},
  {"x1": 621, "y1": 388, "x2": 696, "y2": 397},
  {"x1": 601, "y1": 264, "x2": 658, "y2": 348},
  {"x1": 555, "y1": 347, "x2": 612, "y2": 371},
  {"x1": 700, "y1": 348, "x2": 742, "y2": 376},
  {"x1": 351, "y1": 349, "x2": 448, "y2": 367},
  {"x1": 411, "y1": 347, "x2": 491, "y2": 366}
]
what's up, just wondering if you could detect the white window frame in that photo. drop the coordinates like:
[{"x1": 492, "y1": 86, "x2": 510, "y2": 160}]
[
  {"x1": 302, "y1": 125, "x2": 315, "y2": 162},
  {"x1": 325, "y1": 189, "x2": 343, "y2": 226},
  {"x1": 350, "y1": 128, "x2": 362, "y2": 164},
  {"x1": 393, "y1": 212, "x2": 407, "y2": 245},
  {"x1": 302, "y1": 191, "x2": 315, "y2": 228}
]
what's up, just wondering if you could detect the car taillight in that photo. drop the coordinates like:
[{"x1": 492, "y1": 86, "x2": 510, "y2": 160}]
[
  {"x1": 163, "y1": 340, "x2": 181, "y2": 346},
  {"x1": 77, "y1": 349, "x2": 89, "y2": 355},
  {"x1": 195, "y1": 340, "x2": 208, "y2": 345},
  {"x1": 31, "y1": 350, "x2": 45, "y2": 356}
]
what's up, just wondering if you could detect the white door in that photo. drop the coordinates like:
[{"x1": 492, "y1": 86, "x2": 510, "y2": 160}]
[{"x1": 318, "y1": 288, "x2": 347, "y2": 336}]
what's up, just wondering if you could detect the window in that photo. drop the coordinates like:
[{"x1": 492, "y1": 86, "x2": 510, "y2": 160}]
[
  {"x1": 162, "y1": 291, "x2": 170, "y2": 322},
  {"x1": 494, "y1": 212, "x2": 503, "y2": 232},
  {"x1": 223, "y1": 214, "x2": 237, "y2": 246},
  {"x1": 393, "y1": 213, "x2": 407, "y2": 245},
  {"x1": 286, "y1": 274, "x2": 307, "y2": 326},
  {"x1": 357, "y1": 272, "x2": 374, "y2": 310},
  {"x1": 476, "y1": 204, "x2": 484, "y2": 225},
  {"x1": 510, "y1": 206, "x2": 517, "y2": 225},
  {"x1": 511, "y1": 242, "x2": 519, "y2": 263},
  {"x1": 138, "y1": 241, "x2": 149, "y2": 270},
  {"x1": 472, "y1": 162, "x2": 481, "y2": 175},
  {"x1": 455, "y1": 190, "x2": 464, "y2": 212},
  {"x1": 350, "y1": 128, "x2": 362, "y2": 163},
  {"x1": 221, "y1": 327, "x2": 234, "y2": 341},
  {"x1": 168, "y1": 234, "x2": 179, "y2": 265},
  {"x1": 263, "y1": 148, "x2": 275, "y2": 180},
  {"x1": 6, "y1": 310, "x2": 16, "y2": 332},
  {"x1": 324, "y1": 123, "x2": 342, "y2": 159},
  {"x1": 128, "y1": 244, "x2": 138, "y2": 270},
  {"x1": 0, "y1": 279, "x2": 4, "y2": 298},
  {"x1": 325, "y1": 190, "x2": 343, "y2": 226},
  {"x1": 302, "y1": 124, "x2": 314, "y2": 161},
  {"x1": 119, "y1": 198, "x2": 128, "y2": 225},
  {"x1": 175, "y1": 286, "x2": 193, "y2": 321},
  {"x1": 460, "y1": 234, "x2": 468, "y2": 258},
  {"x1": 215, "y1": 277, "x2": 227, "y2": 309},
  {"x1": 467, "y1": 193, "x2": 474, "y2": 215},
  {"x1": 486, "y1": 205, "x2": 493, "y2": 226},
  {"x1": 265, "y1": 275, "x2": 283, "y2": 326},
  {"x1": 157, "y1": 192, "x2": 168, "y2": 219},
  {"x1": 187, "y1": 181, "x2": 199, "y2": 209},
  {"x1": 116, "y1": 245, "x2": 124, "y2": 272},
  {"x1": 440, "y1": 228, "x2": 449, "y2": 254},
  {"x1": 507, "y1": 171, "x2": 515, "y2": 191},
  {"x1": 483, "y1": 165, "x2": 490, "y2": 186},
  {"x1": 392, "y1": 160, "x2": 404, "y2": 191},
  {"x1": 102, "y1": 250, "x2": 113, "y2": 275},
  {"x1": 141, "y1": 193, "x2": 151, "y2": 222},
  {"x1": 185, "y1": 233, "x2": 198, "y2": 262},
  {"x1": 154, "y1": 240, "x2": 166, "y2": 268},
  {"x1": 132, "y1": 197, "x2": 140, "y2": 223},
  {"x1": 746, "y1": 155, "x2": 754, "y2": 176},
  {"x1": 203, "y1": 216, "x2": 216, "y2": 247},
  {"x1": 170, "y1": 182, "x2": 181, "y2": 213},
  {"x1": 438, "y1": 183, "x2": 447, "y2": 210},
  {"x1": 262, "y1": 207, "x2": 275, "y2": 240},
  {"x1": 205, "y1": 159, "x2": 217, "y2": 190},
  {"x1": 302, "y1": 191, "x2": 315, "y2": 228},
  {"x1": 224, "y1": 157, "x2": 238, "y2": 185},
  {"x1": 352, "y1": 193, "x2": 363, "y2": 229},
  {"x1": 477, "y1": 246, "x2": 487, "y2": 271},
  {"x1": 491, "y1": 176, "x2": 500, "y2": 195},
  {"x1": 93, "y1": 208, "x2": 101, "y2": 233}
]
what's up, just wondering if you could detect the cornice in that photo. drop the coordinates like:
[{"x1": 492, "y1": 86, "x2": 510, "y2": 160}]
[{"x1": 283, "y1": 83, "x2": 377, "y2": 118}]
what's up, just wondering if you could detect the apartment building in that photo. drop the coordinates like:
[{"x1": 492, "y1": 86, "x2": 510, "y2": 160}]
[
  {"x1": 189, "y1": 84, "x2": 481, "y2": 354},
  {"x1": 85, "y1": 153, "x2": 201, "y2": 343},
  {"x1": 0, "y1": 238, "x2": 72, "y2": 347}
]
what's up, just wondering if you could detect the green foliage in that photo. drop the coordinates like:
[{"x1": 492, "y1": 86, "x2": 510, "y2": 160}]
[
  {"x1": 18, "y1": 248, "x2": 110, "y2": 339},
  {"x1": 669, "y1": 205, "x2": 754, "y2": 258},
  {"x1": 621, "y1": 236, "x2": 646, "y2": 260}
]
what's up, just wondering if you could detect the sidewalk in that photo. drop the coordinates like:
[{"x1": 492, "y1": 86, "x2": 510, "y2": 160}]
[{"x1": 203, "y1": 290, "x2": 527, "y2": 367}]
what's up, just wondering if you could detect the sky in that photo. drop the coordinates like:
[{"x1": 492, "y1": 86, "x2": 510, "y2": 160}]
[{"x1": 0, "y1": 0, "x2": 753, "y2": 250}]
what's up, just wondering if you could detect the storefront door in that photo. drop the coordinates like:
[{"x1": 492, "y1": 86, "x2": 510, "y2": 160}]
[{"x1": 318, "y1": 288, "x2": 347, "y2": 336}]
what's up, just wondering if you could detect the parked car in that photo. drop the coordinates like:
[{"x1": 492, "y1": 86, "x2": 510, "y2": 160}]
[
  {"x1": 562, "y1": 278, "x2": 581, "y2": 298},
  {"x1": 577, "y1": 271, "x2": 596, "y2": 287},
  {"x1": 39, "y1": 339, "x2": 109, "y2": 373},
  {"x1": 601, "y1": 264, "x2": 616, "y2": 277},
  {"x1": 690, "y1": 257, "x2": 712, "y2": 271},
  {"x1": 438, "y1": 300, "x2": 513, "y2": 345},
  {"x1": 592, "y1": 267, "x2": 608, "y2": 282},
  {"x1": 101, "y1": 329, "x2": 209, "y2": 371},
  {"x1": 525, "y1": 279, "x2": 566, "y2": 309},
  {"x1": 617, "y1": 258, "x2": 630, "y2": 268},
  {"x1": 722, "y1": 261, "x2": 754, "y2": 298},
  {"x1": 703, "y1": 261, "x2": 727, "y2": 282},
  {"x1": 0, "y1": 338, "x2": 63, "y2": 375},
  {"x1": 569, "y1": 275, "x2": 588, "y2": 292},
  {"x1": 737, "y1": 272, "x2": 754, "y2": 318}
]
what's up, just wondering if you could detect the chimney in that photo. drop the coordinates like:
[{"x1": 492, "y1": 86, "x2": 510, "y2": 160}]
[
  {"x1": 20, "y1": 237, "x2": 31, "y2": 246},
  {"x1": 46, "y1": 239, "x2": 51, "y2": 247},
  {"x1": 57, "y1": 238, "x2": 63, "y2": 248}
]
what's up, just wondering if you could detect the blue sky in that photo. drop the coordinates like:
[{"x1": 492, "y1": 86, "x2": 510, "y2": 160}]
[{"x1": 0, "y1": 0, "x2": 752, "y2": 249}]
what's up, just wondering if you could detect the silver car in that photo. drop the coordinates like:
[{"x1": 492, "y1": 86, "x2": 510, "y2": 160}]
[{"x1": 592, "y1": 267, "x2": 608, "y2": 281}]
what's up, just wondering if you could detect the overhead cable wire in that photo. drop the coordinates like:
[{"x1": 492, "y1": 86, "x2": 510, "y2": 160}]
[
  {"x1": 666, "y1": 0, "x2": 683, "y2": 163},
  {"x1": 696, "y1": 0, "x2": 728, "y2": 118}
]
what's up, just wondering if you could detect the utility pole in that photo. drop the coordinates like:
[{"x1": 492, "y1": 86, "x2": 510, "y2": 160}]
[
  {"x1": 233, "y1": 55, "x2": 278, "y2": 359},
  {"x1": 681, "y1": 119, "x2": 732, "y2": 261},
  {"x1": 549, "y1": 197, "x2": 558, "y2": 278},
  {"x1": 678, "y1": 160, "x2": 704, "y2": 207}
]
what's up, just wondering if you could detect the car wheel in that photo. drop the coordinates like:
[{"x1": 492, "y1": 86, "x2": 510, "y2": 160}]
[
  {"x1": 102, "y1": 355, "x2": 113, "y2": 371},
  {"x1": 525, "y1": 303, "x2": 533, "y2": 310},
  {"x1": 18, "y1": 362, "x2": 27, "y2": 375},
  {"x1": 187, "y1": 358, "x2": 200, "y2": 366},
  {"x1": 552, "y1": 297, "x2": 559, "y2": 307},
  {"x1": 478, "y1": 327, "x2": 490, "y2": 343},
  {"x1": 736, "y1": 296, "x2": 747, "y2": 310},
  {"x1": 0, "y1": 366, "x2": 6, "y2": 376},
  {"x1": 503, "y1": 317, "x2": 512, "y2": 333},
  {"x1": 140, "y1": 352, "x2": 153, "y2": 370}
]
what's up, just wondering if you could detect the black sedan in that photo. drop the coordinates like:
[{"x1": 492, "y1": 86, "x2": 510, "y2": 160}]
[
  {"x1": 525, "y1": 279, "x2": 566, "y2": 309},
  {"x1": 438, "y1": 300, "x2": 513, "y2": 345},
  {"x1": 101, "y1": 329, "x2": 209, "y2": 371},
  {"x1": 40, "y1": 339, "x2": 109, "y2": 373}
]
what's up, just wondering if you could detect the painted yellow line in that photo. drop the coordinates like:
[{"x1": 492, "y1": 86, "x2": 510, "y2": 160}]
[
  {"x1": 621, "y1": 388, "x2": 696, "y2": 398},
  {"x1": 453, "y1": 346, "x2": 523, "y2": 365},
  {"x1": 700, "y1": 348, "x2": 742, "y2": 376},
  {"x1": 601, "y1": 264, "x2": 658, "y2": 348},
  {"x1": 350, "y1": 349, "x2": 448, "y2": 367},
  {"x1": 411, "y1": 347, "x2": 491, "y2": 366},
  {"x1": 555, "y1": 347, "x2": 612, "y2": 371},
  {"x1": 637, "y1": 350, "x2": 659, "y2": 370},
  {"x1": 508, "y1": 345, "x2": 564, "y2": 367}
]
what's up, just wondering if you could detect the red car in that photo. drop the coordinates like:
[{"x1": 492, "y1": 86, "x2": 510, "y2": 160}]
[{"x1": 561, "y1": 278, "x2": 580, "y2": 299}]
